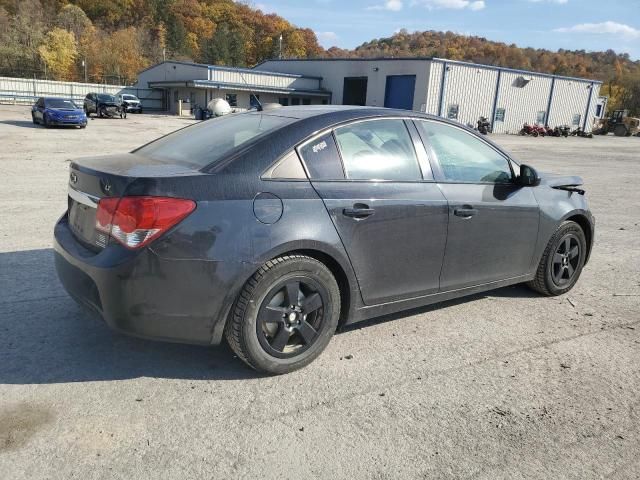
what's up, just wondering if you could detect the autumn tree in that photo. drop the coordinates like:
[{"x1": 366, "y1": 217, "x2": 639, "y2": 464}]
[{"x1": 38, "y1": 28, "x2": 78, "y2": 80}]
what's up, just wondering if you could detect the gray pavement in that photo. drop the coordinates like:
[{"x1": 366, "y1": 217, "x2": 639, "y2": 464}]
[{"x1": 1, "y1": 105, "x2": 639, "y2": 479}]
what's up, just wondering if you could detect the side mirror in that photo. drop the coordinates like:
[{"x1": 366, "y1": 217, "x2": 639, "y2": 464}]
[{"x1": 519, "y1": 164, "x2": 540, "y2": 186}]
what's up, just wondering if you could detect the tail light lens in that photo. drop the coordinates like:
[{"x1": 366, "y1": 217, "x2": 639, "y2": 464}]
[{"x1": 96, "y1": 196, "x2": 196, "y2": 249}]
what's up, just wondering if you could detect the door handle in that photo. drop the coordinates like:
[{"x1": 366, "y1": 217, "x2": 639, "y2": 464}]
[
  {"x1": 454, "y1": 207, "x2": 478, "y2": 218},
  {"x1": 343, "y1": 204, "x2": 375, "y2": 218}
]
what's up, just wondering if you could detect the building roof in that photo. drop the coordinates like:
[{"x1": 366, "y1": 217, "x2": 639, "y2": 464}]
[{"x1": 256, "y1": 56, "x2": 602, "y2": 85}]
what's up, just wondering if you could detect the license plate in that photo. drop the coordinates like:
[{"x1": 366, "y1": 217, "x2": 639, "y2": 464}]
[{"x1": 69, "y1": 199, "x2": 99, "y2": 246}]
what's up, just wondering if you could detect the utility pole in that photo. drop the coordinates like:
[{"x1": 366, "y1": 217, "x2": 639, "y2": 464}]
[
  {"x1": 82, "y1": 59, "x2": 87, "y2": 83},
  {"x1": 279, "y1": 34, "x2": 283, "y2": 59},
  {"x1": 163, "y1": 48, "x2": 166, "y2": 62}
]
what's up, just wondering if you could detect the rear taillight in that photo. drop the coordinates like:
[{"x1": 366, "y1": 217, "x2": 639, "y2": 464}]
[{"x1": 96, "y1": 196, "x2": 196, "y2": 249}]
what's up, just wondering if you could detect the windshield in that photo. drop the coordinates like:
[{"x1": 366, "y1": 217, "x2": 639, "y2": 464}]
[
  {"x1": 122, "y1": 95, "x2": 138, "y2": 101},
  {"x1": 98, "y1": 94, "x2": 116, "y2": 102},
  {"x1": 135, "y1": 112, "x2": 295, "y2": 169},
  {"x1": 45, "y1": 99, "x2": 79, "y2": 109}
]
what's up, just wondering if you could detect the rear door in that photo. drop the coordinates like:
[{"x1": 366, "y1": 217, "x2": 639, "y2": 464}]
[
  {"x1": 415, "y1": 119, "x2": 540, "y2": 290},
  {"x1": 298, "y1": 118, "x2": 449, "y2": 306}
]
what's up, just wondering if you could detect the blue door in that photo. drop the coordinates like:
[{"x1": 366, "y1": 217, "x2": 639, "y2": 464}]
[{"x1": 384, "y1": 75, "x2": 416, "y2": 110}]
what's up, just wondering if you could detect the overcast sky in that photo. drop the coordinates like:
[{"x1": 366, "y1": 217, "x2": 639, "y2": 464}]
[{"x1": 252, "y1": 0, "x2": 640, "y2": 59}]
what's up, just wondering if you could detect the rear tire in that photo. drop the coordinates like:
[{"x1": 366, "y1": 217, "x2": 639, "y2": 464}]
[
  {"x1": 225, "y1": 255, "x2": 340, "y2": 374},
  {"x1": 527, "y1": 221, "x2": 587, "y2": 296}
]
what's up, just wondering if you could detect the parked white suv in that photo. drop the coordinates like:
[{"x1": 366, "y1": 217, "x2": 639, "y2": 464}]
[{"x1": 118, "y1": 94, "x2": 143, "y2": 113}]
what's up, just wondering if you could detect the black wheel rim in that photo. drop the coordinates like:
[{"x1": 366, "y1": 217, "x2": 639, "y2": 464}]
[
  {"x1": 551, "y1": 234, "x2": 581, "y2": 286},
  {"x1": 257, "y1": 277, "x2": 327, "y2": 359}
]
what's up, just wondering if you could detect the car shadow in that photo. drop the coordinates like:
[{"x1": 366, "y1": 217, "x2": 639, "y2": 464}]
[
  {"x1": 0, "y1": 120, "x2": 40, "y2": 129},
  {"x1": 0, "y1": 248, "x2": 540, "y2": 385}
]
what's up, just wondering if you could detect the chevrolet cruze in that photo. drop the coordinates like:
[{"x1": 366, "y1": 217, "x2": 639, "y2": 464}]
[{"x1": 54, "y1": 106, "x2": 594, "y2": 374}]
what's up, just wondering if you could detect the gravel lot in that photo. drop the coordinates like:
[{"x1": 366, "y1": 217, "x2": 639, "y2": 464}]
[{"x1": 1, "y1": 104, "x2": 639, "y2": 479}]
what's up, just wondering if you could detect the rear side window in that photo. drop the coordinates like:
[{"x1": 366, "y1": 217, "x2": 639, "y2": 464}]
[
  {"x1": 416, "y1": 120, "x2": 512, "y2": 183},
  {"x1": 298, "y1": 132, "x2": 344, "y2": 180},
  {"x1": 334, "y1": 119, "x2": 422, "y2": 181},
  {"x1": 135, "y1": 112, "x2": 295, "y2": 169}
]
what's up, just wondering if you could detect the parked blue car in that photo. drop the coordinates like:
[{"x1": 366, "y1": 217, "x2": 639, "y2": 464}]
[{"x1": 31, "y1": 97, "x2": 87, "y2": 128}]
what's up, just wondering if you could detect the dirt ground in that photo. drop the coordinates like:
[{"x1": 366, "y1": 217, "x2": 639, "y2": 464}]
[{"x1": 0, "y1": 104, "x2": 639, "y2": 479}]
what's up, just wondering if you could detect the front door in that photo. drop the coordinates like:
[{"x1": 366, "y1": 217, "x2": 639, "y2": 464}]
[
  {"x1": 298, "y1": 118, "x2": 449, "y2": 305},
  {"x1": 415, "y1": 119, "x2": 540, "y2": 290}
]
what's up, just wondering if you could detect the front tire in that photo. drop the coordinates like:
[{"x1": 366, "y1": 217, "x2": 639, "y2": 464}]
[
  {"x1": 225, "y1": 255, "x2": 341, "y2": 374},
  {"x1": 527, "y1": 221, "x2": 587, "y2": 296},
  {"x1": 42, "y1": 114, "x2": 50, "y2": 128}
]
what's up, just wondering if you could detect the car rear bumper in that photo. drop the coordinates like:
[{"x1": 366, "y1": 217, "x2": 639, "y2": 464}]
[{"x1": 53, "y1": 214, "x2": 251, "y2": 345}]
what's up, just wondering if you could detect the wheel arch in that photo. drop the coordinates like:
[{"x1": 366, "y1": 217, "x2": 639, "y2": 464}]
[
  {"x1": 210, "y1": 241, "x2": 361, "y2": 345},
  {"x1": 563, "y1": 211, "x2": 594, "y2": 264}
]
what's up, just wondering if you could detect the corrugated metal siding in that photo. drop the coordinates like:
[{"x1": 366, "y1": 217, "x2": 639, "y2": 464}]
[
  {"x1": 493, "y1": 72, "x2": 553, "y2": 133},
  {"x1": 0, "y1": 76, "x2": 163, "y2": 110},
  {"x1": 548, "y1": 79, "x2": 594, "y2": 130},
  {"x1": 209, "y1": 68, "x2": 320, "y2": 90},
  {"x1": 426, "y1": 61, "x2": 443, "y2": 115},
  {"x1": 438, "y1": 62, "x2": 498, "y2": 127}
]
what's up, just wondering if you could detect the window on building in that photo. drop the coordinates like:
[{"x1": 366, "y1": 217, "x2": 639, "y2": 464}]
[
  {"x1": 536, "y1": 111, "x2": 546, "y2": 124},
  {"x1": 279, "y1": 97, "x2": 289, "y2": 106},
  {"x1": 302, "y1": 98, "x2": 311, "y2": 105},
  {"x1": 298, "y1": 132, "x2": 344, "y2": 180},
  {"x1": 249, "y1": 94, "x2": 260, "y2": 108},
  {"x1": 416, "y1": 120, "x2": 513, "y2": 184},
  {"x1": 225, "y1": 94, "x2": 237, "y2": 107},
  {"x1": 334, "y1": 119, "x2": 422, "y2": 181},
  {"x1": 572, "y1": 114, "x2": 582, "y2": 126},
  {"x1": 595, "y1": 105, "x2": 602, "y2": 117},
  {"x1": 495, "y1": 108, "x2": 506, "y2": 122},
  {"x1": 447, "y1": 104, "x2": 459, "y2": 120},
  {"x1": 291, "y1": 98, "x2": 301, "y2": 106}
]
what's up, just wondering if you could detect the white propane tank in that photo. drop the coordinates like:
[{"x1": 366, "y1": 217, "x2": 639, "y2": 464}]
[{"x1": 207, "y1": 98, "x2": 232, "y2": 117}]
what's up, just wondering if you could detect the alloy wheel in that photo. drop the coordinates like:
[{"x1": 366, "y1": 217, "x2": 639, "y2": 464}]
[
  {"x1": 257, "y1": 277, "x2": 326, "y2": 359},
  {"x1": 551, "y1": 234, "x2": 581, "y2": 286}
]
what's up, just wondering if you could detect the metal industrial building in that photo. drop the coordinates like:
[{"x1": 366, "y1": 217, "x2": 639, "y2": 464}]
[
  {"x1": 135, "y1": 61, "x2": 330, "y2": 114},
  {"x1": 257, "y1": 58, "x2": 605, "y2": 133},
  {"x1": 133, "y1": 58, "x2": 606, "y2": 133}
]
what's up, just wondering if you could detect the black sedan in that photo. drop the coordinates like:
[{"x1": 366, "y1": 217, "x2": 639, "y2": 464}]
[{"x1": 54, "y1": 106, "x2": 594, "y2": 374}]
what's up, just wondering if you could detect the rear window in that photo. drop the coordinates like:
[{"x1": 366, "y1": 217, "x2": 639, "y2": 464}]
[{"x1": 135, "y1": 112, "x2": 295, "y2": 168}]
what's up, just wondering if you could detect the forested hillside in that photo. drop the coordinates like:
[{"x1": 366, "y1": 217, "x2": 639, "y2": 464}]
[
  {"x1": 0, "y1": 0, "x2": 322, "y2": 84},
  {"x1": 0, "y1": 1, "x2": 637, "y2": 113}
]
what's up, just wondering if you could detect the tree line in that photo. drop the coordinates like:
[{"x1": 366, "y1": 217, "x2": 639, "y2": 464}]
[
  {"x1": 0, "y1": 1, "x2": 637, "y2": 114},
  {"x1": 0, "y1": 0, "x2": 322, "y2": 84}
]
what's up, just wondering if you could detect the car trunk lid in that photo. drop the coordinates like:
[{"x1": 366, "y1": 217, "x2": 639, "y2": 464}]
[{"x1": 67, "y1": 153, "x2": 200, "y2": 251}]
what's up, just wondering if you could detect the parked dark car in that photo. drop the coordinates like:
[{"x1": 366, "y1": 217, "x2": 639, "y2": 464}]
[
  {"x1": 54, "y1": 106, "x2": 594, "y2": 374},
  {"x1": 117, "y1": 94, "x2": 143, "y2": 113},
  {"x1": 31, "y1": 97, "x2": 87, "y2": 128},
  {"x1": 83, "y1": 92, "x2": 122, "y2": 118}
]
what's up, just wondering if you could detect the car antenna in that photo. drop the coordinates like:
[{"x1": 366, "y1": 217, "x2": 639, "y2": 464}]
[{"x1": 237, "y1": 70, "x2": 263, "y2": 111}]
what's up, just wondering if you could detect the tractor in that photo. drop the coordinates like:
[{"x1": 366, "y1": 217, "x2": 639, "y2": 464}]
[{"x1": 594, "y1": 109, "x2": 640, "y2": 137}]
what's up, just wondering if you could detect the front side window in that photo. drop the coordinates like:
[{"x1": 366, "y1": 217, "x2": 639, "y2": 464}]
[
  {"x1": 417, "y1": 121, "x2": 512, "y2": 184},
  {"x1": 334, "y1": 119, "x2": 422, "y2": 181}
]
